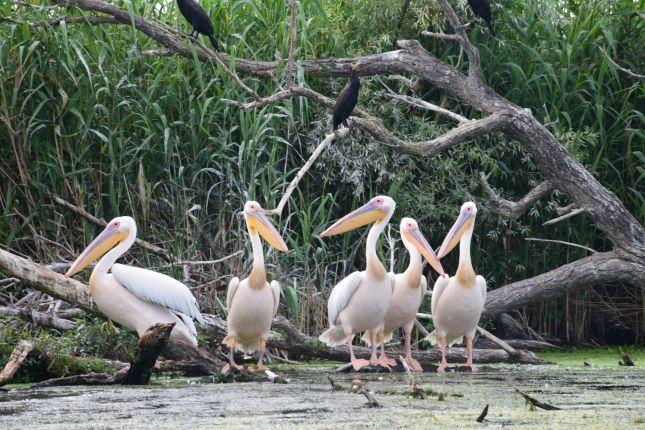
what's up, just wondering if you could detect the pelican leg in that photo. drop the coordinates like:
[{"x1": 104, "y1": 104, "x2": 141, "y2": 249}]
[
  {"x1": 437, "y1": 336, "x2": 450, "y2": 373},
  {"x1": 376, "y1": 328, "x2": 393, "y2": 370},
  {"x1": 221, "y1": 337, "x2": 243, "y2": 373},
  {"x1": 256, "y1": 338, "x2": 267, "y2": 371},
  {"x1": 368, "y1": 331, "x2": 379, "y2": 366},
  {"x1": 348, "y1": 335, "x2": 370, "y2": 371},
  {"x1": 403, "y1": 327, "x2": 422, "y2": 372},
  {"x1": 466, "y1": 337, "x2": 479, "y2": 373}
]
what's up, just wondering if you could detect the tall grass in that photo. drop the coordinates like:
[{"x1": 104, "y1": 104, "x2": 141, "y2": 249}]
[{"x1": 0, "y1": 0, "x2": 642, "y2": 343}]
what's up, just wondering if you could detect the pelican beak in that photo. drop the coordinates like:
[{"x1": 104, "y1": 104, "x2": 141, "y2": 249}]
[
  {"x1": 320, "y1": 201, "x2": 386, "y2": 237},
  {"x1": 437, "y1": 212, "x2": 474, "y2": 259},
  {"x1": 247, "y1": 210, "x2": 289, "y2": 252},
  {"x1": 403, "y1": 228, "x2": 445, "y2": 276},
  {"x1": 66, "y1": 225, "x2": 128, "y2": 276}
]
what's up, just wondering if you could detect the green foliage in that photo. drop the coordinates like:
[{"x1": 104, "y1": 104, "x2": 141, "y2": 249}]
[{"x1": 0, "y1": 0, "x2": 642, "y2": 342}]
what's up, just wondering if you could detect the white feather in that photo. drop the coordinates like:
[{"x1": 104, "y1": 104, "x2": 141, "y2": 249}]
[
  {"x1": 477, "y1": 275, "x2": 487, "y2": 303},
  {"x1": 326, "y1": 271, "x2": 364, "y2": 326},
  {"x1": 226, "y1": 277, "x2": 240, "y2": 315},
  {"x1": 111, "y1": 263, "x2": 204, "y2": 325},
  {"x1": 430, "y1": 274, "x2": 450, "y2": 318},
  {"x1": 270, "y1": 280, "x2": 281, "y2": 317}
]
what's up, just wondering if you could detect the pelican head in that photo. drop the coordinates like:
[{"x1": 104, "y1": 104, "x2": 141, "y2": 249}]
[
  {"x1": 320, "y1": 195, "x2": 395, "y2": 237},
  {"x1": 66, "y1": 216, "x2": 136, "y2": 276},
  {"x1": 243, "y1": 201, "x2": 289, "y2": 252},
  {"x1": 400, "y1": 217, "x2": 444, "y2": 276},
  {"x1": 437, "y1": 202, "x2": 477, "y2": 259}
]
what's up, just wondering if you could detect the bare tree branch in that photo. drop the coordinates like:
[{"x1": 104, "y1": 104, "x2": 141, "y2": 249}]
[
  {"x1": 286, "y1": 0, "x2": 298, "y2": 87},
  {"x1": 543, "y1": 207, "x2": 587, "y2": 226},
  {"x1": 435, "y1": 0, "x2": 481, "y2": 79},
  {"x1": 354, "y1": 110, "x2": 512, "y2": 156},
  {"x1": 384, "y1": 91, "x2": 469, "y2": 123},
  {"x1": 264, "y1": 127, "x2": 350, "y2": 217},
  {"x1": 421, "y1": 30, "x2": 460, "y2": 42},
  {"x1": 525, "y1": 237, "x2": 597, "y2": 254},
  {"x1": 599, "y1": 47, "x2": 644, "y2": 80},
  {"x1": 483, "y1": 251, "x2": 645, "y2": 317},
  {"x1": 1, "y1": 14, "x2": 119, "y2": 28},
  {"x1": 479, "y1": 172, "x2": 554, "y2": 219}
]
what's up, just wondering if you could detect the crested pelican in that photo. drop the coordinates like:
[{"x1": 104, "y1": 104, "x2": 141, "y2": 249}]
[
  {"x1": 427, "y1": 202, "x2": 486, "y2": 372},
  {"x1": 319, "y1": 196, "x2": 396, "y2": 371},
  {"x1": 362, "y1": 217, "x2": 445, "y2": 371},
  {"x1": 223, "y1": 201, "x2": 288, "y2": 372},
  {"x1": 66, "y1": 216, "x2": 204, "y2": 347}
]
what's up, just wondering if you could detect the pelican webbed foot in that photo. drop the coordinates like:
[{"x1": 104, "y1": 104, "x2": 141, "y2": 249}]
[{"x1": 404, "y1": 356, "x2": 423, "y2": 372}]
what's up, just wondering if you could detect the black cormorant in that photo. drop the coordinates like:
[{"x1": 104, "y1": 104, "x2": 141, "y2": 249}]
[
  {"x1": 467, "y1": 0, "x2": 495, "y2": 36},
  {"x1": 177, "y1": 0, "x2": 219, "y2": 51},
  {"x1": 332, "y1": 64, "x2": 360, "y2": 131}
]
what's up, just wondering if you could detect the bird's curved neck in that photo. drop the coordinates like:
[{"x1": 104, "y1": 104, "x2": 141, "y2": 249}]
[
  {"x1": 365, "y1": 211, "x2": 392, "y2": 280},
  {"x1": 249, "y1": 229, "x2": 266, "y2": 289},
  {"x1": 456, "y1": 224, "x2": 476, "y2": 285},
  {"x1": 403, "y1": 240, "x2": 423, "y2": 287},
  {"x1": 92, "y1": 228, "x2": 136, "y2": 279}
]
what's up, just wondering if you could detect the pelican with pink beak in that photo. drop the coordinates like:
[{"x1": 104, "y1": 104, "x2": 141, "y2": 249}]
[
  {"x1": 223, "y1": 201, "x2": 289, "y2": 372},
  {"x1": 362, "y1": 217, "x2": 445, "y2": 371},
  {"x1": 426, "y1": 202, "x2": 487, "y2": 372},
  {"x1": 66, "y1": 216, "x2": 204, "y2": 347},
  {"x1": 318, "y1": 196, "x2": 396, "y2": 371}
]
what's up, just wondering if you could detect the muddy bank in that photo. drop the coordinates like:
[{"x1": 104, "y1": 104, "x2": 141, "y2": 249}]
[{"x1": 1, "y1": 362, "x2": 643, "y2": 429}]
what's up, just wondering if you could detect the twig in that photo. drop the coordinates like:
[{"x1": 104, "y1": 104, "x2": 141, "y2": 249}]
[
  {"x1": 361, "y1": 389, "x2": 381, "y2": 408},
  {"x1": 285, "y1": 0, "x2": 298, "y2": 87},
  {"x1": 542, "y1": 207, "x2": 587, "y2": 226},
  {"x1": 421, "y1": 30, "x2": 461, "y2": 42},
  {"x1": 264, "y1": 128, "x2": 349, "y2": 216},
  {"x1": 156, "y1": 250, "x2": 243, "y2": 269},
  {"x1": 525, "y1": 238, "x2": 597, "y2": 254},
  {"x1": 399, "y1": 355, "x2": 425, "y2": 398},
  {"x1": 476, "y1": 404, "x2": 489, "y2": 422},
  {"x1": 49, "y1": 194, "x2": 170, "y2": 260},
  {"x1": 514, "y1": 386, "x2": 561, "y2": 411},
  {"x1": 327, "y1": 375, "x2": 345, "y2": 391},
  {"x1": 382, "y1": 83, "x2": 469, "y2": 123},
  {"x1": 1, "y1": 15, "x2": 119, "y2": 28},
  {"x1": 599, "y1": 47, "x2": 644, "y2": 80}
]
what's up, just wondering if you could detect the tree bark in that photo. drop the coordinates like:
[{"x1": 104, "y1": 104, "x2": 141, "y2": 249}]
[
  {"x1": 123, "y1": 323, "x2": 174, "y2": 385},
  {"x1": 0, "y1": 305, "x2": 78, "y2": 331},
  {"x1": 0, "y1": 340, "x2": 35, "y2": 386}
]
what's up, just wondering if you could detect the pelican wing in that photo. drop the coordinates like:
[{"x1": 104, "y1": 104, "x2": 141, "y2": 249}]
[
  {"x1": 111, "y1": 263, "x2": 204, "y2": 325},
  {"x1": 327, "y1": 271, "x2": 363, "y2": 326},
  {"x1": 387, "y1": 271, "x2": 396, "y2": 294},
  {"x1": 270, "y1": 280, "x2": 281, "y2": 317},
  {"x1": 431, "y1": 274, "x2": 450, "y2": 318},
  {"x1": 177, "y1": 312, "x2": 197, "y2": 338},
  {"x1": 419, "y1": 275, "x2": 428, "y2": 303},
  {"x1": 476, "y1": 275, "x2": 487, "y2": 303},
  {"x1": 226, "y1": 277, "x2": 240, "y2": 314}
]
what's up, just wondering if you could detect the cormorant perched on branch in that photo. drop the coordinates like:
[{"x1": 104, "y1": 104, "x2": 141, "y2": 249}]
[
  {"x1": 177, "y1": 0, "x2": 219, "y2": 51},
  {"x1": 467, "y1": 0, "x2": 495, "y2": 36},
  {"x1": 332, "y1": 63, "x2": 360, "y2": 131}
]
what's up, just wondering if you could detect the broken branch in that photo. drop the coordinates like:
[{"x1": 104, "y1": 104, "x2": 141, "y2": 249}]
[{"x1": 479, "y1": 172, "x2": 554, "y2": 220}]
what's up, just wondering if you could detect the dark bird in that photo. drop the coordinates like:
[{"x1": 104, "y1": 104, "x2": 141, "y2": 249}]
[
  {"x1": 467, "y1": 0, "x2": 495, "y2": 36},
  {"x1": 177, "y1": 0, "x2": 219, "y2": 51},
  {"x1": 332, "y1": 63, "x2": 360, "y2": 131}
]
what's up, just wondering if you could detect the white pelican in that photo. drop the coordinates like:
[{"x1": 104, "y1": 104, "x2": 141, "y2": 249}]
[
  {"x1": 318, "y1": 196, "x2": 396, "y2": 371},
  {"x1": 362, "y1": 217, "x2": 445, "y2": 371},
  {"x1": 66, "y1": 216, "x2": 204, "y2": 347},
  {"x1": 426, "y1": 202, "x2": 486, "y2": 372},
  {"x1": 223, "y1": 201, "x2": 288, "y2": 372}
]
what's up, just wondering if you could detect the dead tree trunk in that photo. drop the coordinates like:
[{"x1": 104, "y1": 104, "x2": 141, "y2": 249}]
[
  {"x1": 0, "y1": 248, "x2": 221, "y2": 373},
  {"x1": 42, "y1": 0, "x2": 644, "y2": 314},
  {"x1": 0, "y1": 340, "x2": 35, "y2": 387},
  {"x1": 123, "y1": 323, "x2": 174, "y2": 385}
]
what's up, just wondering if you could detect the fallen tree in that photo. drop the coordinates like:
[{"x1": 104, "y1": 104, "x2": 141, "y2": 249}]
[
  {"x1": 32, "y1": 0, "x2": 644, "y2": 315},
  {"x1": 0, "y1": 247, "x2": 545, "y2": 366}
]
